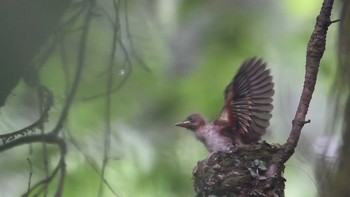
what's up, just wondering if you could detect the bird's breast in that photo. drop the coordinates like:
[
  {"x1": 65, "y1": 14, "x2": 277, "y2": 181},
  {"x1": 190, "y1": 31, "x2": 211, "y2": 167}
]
[{"x1": 195, "y1": 124, "x2": 233, "y2": 152}]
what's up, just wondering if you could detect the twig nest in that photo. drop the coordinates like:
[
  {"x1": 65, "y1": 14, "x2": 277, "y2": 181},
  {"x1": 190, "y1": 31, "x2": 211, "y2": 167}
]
[{"x1": 192, "y1": 141, "x2": 286, "y2": 197}]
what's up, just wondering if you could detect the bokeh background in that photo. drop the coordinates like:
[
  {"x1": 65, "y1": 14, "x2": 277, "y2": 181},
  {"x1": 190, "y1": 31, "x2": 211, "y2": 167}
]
[{"x1": 0, "y1": 0, "x2": 340, "y2": 196}]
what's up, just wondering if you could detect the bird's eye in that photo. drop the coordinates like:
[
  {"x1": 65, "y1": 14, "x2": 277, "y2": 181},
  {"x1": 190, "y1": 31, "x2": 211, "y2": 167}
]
[{"x1": 187, "y1": 116, "x2": 195, "y2": 123}]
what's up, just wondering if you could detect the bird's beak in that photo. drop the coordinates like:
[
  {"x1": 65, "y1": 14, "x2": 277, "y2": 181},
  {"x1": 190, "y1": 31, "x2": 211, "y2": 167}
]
[{"x1": 174, "y1": 120, "x2": 191, "y2": 128}]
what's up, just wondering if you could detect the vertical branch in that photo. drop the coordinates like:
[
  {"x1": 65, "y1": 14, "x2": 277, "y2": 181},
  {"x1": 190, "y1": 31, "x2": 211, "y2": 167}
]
[
  {"x1": 38, "y1": 87, "x2": 50, "y2": 196},
  {"x1": 60, "y1": 36, "x2": 71, "y2": 95},
  {"x1": 26, "y1": 158, "x2": 33, "y2": 194},
  {"x1": 98, "y1": 0, "x2": 119, "y2": 195},
  {"x1": 283, "y1": 0, "x2": 334, "y2": 158},
  {"x1": 124, "y1": 0, "x2": 148, "y2": 71},
  {"x1": 67, "y1": 128, "x2": 119, "y2": 196},
  {"x1": 51, "y1": 0, "x2": 95, "y2": 136},
  {"x1": 54, "y1": 141, "x2": 67, "y2": 197}
]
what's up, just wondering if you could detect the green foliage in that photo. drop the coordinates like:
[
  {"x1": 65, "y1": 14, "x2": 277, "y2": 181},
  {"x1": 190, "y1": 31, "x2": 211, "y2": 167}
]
[{"x1": 0, "y1": 0, "x2": 338, "y2": 196}]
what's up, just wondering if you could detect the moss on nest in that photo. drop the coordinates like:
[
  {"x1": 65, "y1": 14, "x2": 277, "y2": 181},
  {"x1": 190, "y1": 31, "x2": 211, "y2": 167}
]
[{"x1": 193, "y1": 141, "x2": 286, "y2": 197}]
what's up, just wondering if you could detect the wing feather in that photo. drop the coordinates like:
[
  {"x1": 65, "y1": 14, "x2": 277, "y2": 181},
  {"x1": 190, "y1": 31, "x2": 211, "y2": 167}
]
[{"x1": 217, "y1": 58, "x2": 274, "y2": 143}]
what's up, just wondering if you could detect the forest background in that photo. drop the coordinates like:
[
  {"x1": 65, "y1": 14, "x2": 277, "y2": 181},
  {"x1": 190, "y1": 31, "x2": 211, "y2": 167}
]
[{"x1": 0, "y1": 0, "x2": 340, "y2": 196}]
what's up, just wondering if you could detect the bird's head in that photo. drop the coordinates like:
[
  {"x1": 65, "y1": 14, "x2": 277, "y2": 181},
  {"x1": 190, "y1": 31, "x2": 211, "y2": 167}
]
[{"x1": 174, "y1": 113, "x2": 206, "y2": 131}]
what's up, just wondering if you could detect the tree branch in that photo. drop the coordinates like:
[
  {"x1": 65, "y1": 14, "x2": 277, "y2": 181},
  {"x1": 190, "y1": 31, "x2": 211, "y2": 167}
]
[{"x1": 283, "y1": 0, "x2": 334, "y2": 160}]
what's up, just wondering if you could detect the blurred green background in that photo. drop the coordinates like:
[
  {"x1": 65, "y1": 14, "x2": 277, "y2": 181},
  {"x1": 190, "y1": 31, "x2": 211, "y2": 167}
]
[{"x1": 0, "y1": 0, "x2": 339, "y2": 196}]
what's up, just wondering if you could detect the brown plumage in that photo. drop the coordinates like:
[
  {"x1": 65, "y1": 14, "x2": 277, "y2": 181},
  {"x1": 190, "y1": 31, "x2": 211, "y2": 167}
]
[{"x1": 175, "y1": 58, "x2": 274, "y2": 152}]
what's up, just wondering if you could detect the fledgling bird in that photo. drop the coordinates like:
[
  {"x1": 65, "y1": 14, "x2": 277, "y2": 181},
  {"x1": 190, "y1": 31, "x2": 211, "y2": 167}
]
[{"x1": 175, "y1": 58, "x2": 274, "y2": 152}]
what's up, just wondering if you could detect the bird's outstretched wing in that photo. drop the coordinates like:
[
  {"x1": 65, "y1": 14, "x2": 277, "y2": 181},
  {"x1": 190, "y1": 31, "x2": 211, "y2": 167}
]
[{"x1": 216, "y1": 58, "x2": 274, "y2": 143}]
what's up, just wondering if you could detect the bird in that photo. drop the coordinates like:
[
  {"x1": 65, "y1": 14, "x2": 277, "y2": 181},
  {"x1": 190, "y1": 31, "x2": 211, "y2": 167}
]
[{"x1": 174, "y1": 58, "x2": 274, "y2": 152}]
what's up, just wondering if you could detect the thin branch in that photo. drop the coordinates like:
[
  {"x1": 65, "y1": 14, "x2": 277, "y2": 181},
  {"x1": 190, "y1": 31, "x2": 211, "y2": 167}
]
[
  {"x1": 0, "y1": 134, "x2": 66, "y2": 197},
  {"x1": 8, "y1": 134, "x2": 67, "y2": 197},
  {"x1": 38, "y1": 86, "x2": 50, "y2": 196},
  {"x1": 81, "y1": 0, "x2": 144, "y2": 101},
  {"x1": 98, "y1": 0, "x2": 119, "y2": 195},
  {"x1": 0, "y1": 133, "x2": 65, "y2": 152},
  {"x1": 51, "y1": 0, "x2": 95, "y2": 136},
  {"x1": 23, "y1": 158, "x2": 61, "y2": 197},
  {"x1": 0, "y1": 86, "x2": 53, "y2": 144},
  {"x1": 283, "y1": 0, "x2": 334, "y2": 159},
  {"x1": 55, "y1": 153, "x2": 67, "y2": 197},
  {"x1": 124, "y1": 0, "x2": 149, "y2": 71},
  {"x1": 56, "y1": 1, "x2": 88, "y2": 32},
  {"x1": 330, "y1": 19, "x2": 341, "y2": 24},
  {"x1": 26, "y1": 158, "x2": 33, "y2": 195},
  {"x1": 66, "y1": 129, "x2": 119, "y2": 196},
  {"x1": 60, "y1": 36, "x2": 71, "y2": 95}
]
